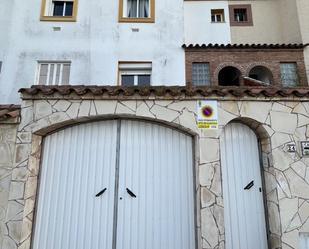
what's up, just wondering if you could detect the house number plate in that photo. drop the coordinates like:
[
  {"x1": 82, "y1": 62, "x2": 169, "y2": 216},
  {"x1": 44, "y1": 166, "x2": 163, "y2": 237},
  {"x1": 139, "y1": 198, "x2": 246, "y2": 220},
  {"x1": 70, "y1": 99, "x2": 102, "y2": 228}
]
[{"x1": 301, "y1": 141, "x2": 309, "y2": 156}]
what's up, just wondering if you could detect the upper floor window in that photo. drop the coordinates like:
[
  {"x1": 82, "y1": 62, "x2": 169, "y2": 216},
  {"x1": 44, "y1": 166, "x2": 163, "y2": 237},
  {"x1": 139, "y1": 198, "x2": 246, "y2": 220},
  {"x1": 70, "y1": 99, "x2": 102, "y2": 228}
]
[
  {"x1": 192, "y1": 63, "x2": 211, "y2": 86},
  {"x1": 229, "y1": 4, "x2": 253, "y2": 26},
  {"x1": 280, "y1": 63, "x2": 299, "y2": 87},
  {"x1": 36, "y1": 62, "x2": 71, "y2": 85},
  {"x1": 119, "y1": 0, "x2": 155, "y2": 23},
  {"x1": 41, "y1": 0, "x2": 78, "y2": 22},
  {"x1": 119, "y1": 62, "x2": 152, "y2": 86},
  {"x1": 211, "y1": 9, "x2": 225, "y2": 23}
]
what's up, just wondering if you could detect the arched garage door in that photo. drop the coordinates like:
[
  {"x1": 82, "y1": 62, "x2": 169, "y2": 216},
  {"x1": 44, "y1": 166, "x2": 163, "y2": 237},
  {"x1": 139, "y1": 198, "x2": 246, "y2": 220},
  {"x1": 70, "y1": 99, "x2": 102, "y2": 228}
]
[{"x1": 32, "y1": 120, "x2": 196, "y2": 249}]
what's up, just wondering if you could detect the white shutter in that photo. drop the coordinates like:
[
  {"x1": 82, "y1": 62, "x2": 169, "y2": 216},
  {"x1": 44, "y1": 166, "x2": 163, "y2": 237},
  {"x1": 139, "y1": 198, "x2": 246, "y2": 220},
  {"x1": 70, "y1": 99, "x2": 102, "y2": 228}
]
[
  {"x1": 116, "y1": 120, "x2": 196, "y2": 249},
  {"x1": 32, "y1": 121, "x2": 118, "y2": 249},
  {"x1": 220, "y1": 122, "x2": 268, "y2": 249}
]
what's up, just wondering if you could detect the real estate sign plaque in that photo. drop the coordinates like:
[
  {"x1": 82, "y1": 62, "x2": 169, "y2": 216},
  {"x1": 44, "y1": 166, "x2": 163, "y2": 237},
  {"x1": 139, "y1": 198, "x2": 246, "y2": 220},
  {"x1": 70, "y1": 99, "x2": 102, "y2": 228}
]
[{"x1": 197, "y1": 100, "x2": 218, "y2": 129}]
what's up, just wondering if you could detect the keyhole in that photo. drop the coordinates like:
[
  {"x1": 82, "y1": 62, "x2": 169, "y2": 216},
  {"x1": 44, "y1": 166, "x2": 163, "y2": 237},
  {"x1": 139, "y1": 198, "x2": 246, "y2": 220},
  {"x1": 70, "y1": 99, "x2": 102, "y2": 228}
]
[{"x1": 120, "y1": 197, "x2": 123, "y2": 200}]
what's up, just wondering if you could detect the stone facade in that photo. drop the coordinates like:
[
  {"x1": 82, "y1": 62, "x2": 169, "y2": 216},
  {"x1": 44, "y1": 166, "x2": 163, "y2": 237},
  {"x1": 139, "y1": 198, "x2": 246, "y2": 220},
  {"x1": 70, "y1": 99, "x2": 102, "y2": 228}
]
[
  {"x1": 1, "y1": 94, "x2": 309, "y2": 249},
  {"x1": 185, "y1": 48, "x2": 308, "y2": 87},
  {"x1": 0, "y1": 118, "x2": 18, "y2": 249}
]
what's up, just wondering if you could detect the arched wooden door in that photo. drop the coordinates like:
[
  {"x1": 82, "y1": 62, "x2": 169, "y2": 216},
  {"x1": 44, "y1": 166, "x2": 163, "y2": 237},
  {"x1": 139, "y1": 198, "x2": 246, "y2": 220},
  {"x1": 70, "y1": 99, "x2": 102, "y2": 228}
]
[
  {"x1": 32, "y1": 120, "x2": 196, "y2": 249},
  {"x1": 220, "y1": 123, "x2": 268, "y2": 249}
]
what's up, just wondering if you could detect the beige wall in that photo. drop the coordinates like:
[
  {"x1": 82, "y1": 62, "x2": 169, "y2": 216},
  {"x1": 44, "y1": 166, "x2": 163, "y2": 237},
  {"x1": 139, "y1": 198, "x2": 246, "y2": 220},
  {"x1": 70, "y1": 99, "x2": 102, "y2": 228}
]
[
  {"x1": 296, "y1": 0, "x2": 309, "y2": 80},
  {"x1": 230, "y1": 0, "x2": 302, "y2": 44},
  {"x1": 296, "y1": 0, "x2": 309, "y2": 43},
  {"x1": 304, "y1": 48, "x2": 309, "y2": 82}
]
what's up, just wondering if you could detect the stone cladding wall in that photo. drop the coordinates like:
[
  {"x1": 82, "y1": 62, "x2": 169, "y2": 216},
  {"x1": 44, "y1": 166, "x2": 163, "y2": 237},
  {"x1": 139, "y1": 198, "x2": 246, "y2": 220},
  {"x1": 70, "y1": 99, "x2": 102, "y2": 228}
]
[{"x1": 1, "y1": 97, "x2": 309, "y2": 249}]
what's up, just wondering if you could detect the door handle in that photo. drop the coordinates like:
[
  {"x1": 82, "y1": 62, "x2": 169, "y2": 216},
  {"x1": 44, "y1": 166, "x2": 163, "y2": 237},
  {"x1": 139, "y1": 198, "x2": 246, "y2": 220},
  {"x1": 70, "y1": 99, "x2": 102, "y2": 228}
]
[
  {"x1": 244, "y1": 181, "x2": 254, "y2": 190},
  {"x1": 126, "y1": 188, "x2": 137, "y2": 198},
  {"x1": 95, "y1": 188, "x2": 107, "y2": 197}
]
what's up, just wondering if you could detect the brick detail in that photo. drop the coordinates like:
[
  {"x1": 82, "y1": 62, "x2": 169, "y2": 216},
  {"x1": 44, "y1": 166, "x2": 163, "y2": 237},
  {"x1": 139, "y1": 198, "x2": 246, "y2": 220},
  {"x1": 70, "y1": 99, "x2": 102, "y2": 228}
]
[{"x1": 185, "y1": 49, "x2": 308, "y2": 87}]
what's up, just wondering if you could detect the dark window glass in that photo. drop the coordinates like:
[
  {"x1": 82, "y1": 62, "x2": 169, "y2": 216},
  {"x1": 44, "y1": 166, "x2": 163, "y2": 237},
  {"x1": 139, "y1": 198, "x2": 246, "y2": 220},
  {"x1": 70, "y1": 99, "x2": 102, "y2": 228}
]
[
  {"x1": 65, "y1": 2, "x2": 73, "y2": 16},
  {"x1": 211, "y1": 15, "x2": 216, "y2": 22},
  {"x1": 137, "y1": 75, "x2": 151, "y2": 86},
  {"x1": 234, "y1": 8, "x2": 247, "y2": 22},
  {"x1": 53, "y1": 2, "x2": 64, "y2": 16},
  {"x1": 122, "y1": 75, "x2": 135, "y2": 86}
]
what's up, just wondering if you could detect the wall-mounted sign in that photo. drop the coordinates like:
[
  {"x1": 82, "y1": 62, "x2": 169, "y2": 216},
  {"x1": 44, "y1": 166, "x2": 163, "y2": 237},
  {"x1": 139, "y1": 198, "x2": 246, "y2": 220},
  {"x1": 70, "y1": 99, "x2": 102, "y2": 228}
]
[
  {"x1": 285, "y1": 143, "x2": 296, "y2": 153},
  {"x1": 197, "y1": 100, "x2": 218, "y2": 129},
  {"x1": 301, "y1": 141, "x2": 309, "y2": 156}
]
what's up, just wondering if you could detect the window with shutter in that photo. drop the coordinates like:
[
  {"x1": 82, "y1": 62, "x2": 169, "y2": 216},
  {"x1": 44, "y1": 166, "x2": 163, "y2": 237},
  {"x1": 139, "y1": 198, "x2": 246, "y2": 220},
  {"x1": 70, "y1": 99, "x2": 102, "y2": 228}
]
[
  {"x1": 37, "y1": 62, "x2": 71, "y2": 85},
  {"x1": 118, "y1": 62, "x2": 152, "y2": 86}
]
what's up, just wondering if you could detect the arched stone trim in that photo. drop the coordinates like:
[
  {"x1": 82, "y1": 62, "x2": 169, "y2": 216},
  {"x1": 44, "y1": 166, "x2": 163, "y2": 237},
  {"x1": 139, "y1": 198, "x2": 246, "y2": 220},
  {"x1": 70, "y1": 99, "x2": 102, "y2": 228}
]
[
  {"x1": 213, "y1": 63, "x2": 246, "y2": 86},
  {"x1": 222, "y1": 117, "x2": 282, "y2": 249}
]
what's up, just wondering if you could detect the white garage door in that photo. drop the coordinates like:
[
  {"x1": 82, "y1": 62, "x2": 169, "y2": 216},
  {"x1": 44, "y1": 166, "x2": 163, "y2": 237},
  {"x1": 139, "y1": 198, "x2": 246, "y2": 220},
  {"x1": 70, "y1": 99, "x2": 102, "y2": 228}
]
[
  {"x1": 32, "y1": 120, "x2": 196, "y2": 249},
  {"x1": 220, "y1": 122, "x2": 268, "y2": 249}
]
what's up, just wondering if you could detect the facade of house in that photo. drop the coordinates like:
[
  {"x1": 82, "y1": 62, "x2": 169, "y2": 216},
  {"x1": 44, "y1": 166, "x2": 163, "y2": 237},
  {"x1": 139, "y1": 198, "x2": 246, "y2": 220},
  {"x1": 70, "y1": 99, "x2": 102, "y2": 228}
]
[{"x1": 1, "y1": 1, "x2": 309, "y2": 249}]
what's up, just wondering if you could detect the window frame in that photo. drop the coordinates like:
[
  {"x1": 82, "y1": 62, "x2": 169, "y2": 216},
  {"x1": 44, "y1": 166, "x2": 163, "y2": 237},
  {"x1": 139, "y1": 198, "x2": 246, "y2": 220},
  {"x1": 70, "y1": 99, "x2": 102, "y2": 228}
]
[
  {"x1": 280, "y1": 62, "x2": 299, "y2": 87},
  {"x1": 118, "y1": 0, "x2": 155, "y2": 23},
  {"x1": 211, "y1": 9, "x2": 225, "y2": 23},
  {"x1": 229, "y1": 4, "x2": 253, "y2": 26},
  {"x1": 40, "y1": 0, "x2": 78, "y2": 22},
  {"x1": 191, "y1": 62, "x2": 211, "y2": 86},
  {"x1": 35, "y1": 61, "x2": 71, "y2": 86},
  {"x1": 118, "y1": 61, "x2": 152, "y2": 86}
]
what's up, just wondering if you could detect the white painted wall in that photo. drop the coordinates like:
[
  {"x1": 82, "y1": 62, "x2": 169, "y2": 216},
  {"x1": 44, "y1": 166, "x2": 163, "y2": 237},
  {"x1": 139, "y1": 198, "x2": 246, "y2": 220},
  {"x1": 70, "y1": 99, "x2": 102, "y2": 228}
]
[
  {"x1": 0, "y1": 0, "x2": 186, "y2": 104},
  {"x1": 184, "y1": 1, "x2": 231, "y2": 45}
]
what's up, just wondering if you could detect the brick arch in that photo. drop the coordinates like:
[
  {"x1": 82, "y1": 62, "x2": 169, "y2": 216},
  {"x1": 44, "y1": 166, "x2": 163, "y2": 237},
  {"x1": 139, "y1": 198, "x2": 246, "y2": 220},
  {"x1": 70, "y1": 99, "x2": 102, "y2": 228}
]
[
  {"x1": 245, "y1": 62, "x2": 274, "y2": 77},
  {"x1": 214, "y1": 63, "x2": 246, "y2": 86},
  {"x1": 222, "y1": 117, "x2": 282, "y2": 249}
]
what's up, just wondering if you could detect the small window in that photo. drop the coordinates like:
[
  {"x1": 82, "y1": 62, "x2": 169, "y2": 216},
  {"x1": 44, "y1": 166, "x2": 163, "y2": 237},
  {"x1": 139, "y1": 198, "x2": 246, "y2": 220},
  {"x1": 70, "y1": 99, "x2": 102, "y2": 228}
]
[
  {"x1": 211, "y1": 9, "x2": 225, "y2": 23},
  {"x1": 192, "y1": 63, "x2": 211, "y2": 86},
  {"x1": 41, "y1": 0, "x2": 78, "y2": 21},
  {"x1": 229, "y1": 4, "x2": 253, "y2": 26},
  {"x1": 280, "y1": 63, "x2": 299, "y2": 87},
  {"x1": 234, "y1": 9, "x2": 247, "y2": 22},
  {"x1": 119, "y1": 62, "x2": 152, "y2": 86},
  {"x1": 36, "y1": 62, "x2": 71, "y2": 85},
  {"x1": 119, "y1": 0, "x2": 155, "y2": 23},
  {"x1": 53, "y1": 1, "x2": 73, "y2": 16}
]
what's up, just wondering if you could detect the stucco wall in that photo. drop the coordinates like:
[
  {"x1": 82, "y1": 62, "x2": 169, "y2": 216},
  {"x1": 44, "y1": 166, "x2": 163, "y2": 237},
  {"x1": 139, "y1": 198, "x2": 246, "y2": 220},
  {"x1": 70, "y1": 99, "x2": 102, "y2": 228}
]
[
  {"x1": 0, "y1": 0, "x2": 186, "y2": 104},
  {"x1": 2, "y1": 96, "x2": 309, "y2": 249},
  {"x1": 230, "y1": 0, "x2": 302, "y2": 44},
  {"x1": 184, "y1": 1, "x2": 231, "y2": 45}
]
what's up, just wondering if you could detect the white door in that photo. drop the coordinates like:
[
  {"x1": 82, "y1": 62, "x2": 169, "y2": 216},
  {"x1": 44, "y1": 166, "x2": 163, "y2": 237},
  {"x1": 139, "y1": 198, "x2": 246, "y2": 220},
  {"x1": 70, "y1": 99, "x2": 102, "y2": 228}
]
[
  {"x1": 220, "y1": 123, "x2": 268, "y2": 249},
  {"x1": 116, "y1": 120, "x2": 196, "y2": 249},
  {"x1": 33, "y1": 121, "x2": 118, "y2": 249},
  {"x1": 33, "y1": 120, "x2": 195, "y2": 249}
]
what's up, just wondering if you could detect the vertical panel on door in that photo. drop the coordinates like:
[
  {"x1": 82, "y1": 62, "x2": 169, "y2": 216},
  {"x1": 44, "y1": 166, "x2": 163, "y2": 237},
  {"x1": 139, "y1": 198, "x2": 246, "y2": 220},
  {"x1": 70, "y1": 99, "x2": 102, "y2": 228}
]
[
  {"x1": 116, "y1": 120, "x2": 196, "y2": 249},
  {"x1": 220, "y1": 123, "x2": 268, "y2": 249},
  {"x1": 32, "y1": 121, "x2": 118, "y2": 249}
]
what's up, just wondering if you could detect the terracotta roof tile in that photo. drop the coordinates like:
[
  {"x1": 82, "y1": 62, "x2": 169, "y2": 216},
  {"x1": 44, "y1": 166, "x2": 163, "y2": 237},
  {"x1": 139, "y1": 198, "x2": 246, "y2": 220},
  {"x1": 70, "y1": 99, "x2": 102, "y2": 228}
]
[
  {"x1": 182, "y1": 43, "x2": 309, "y2": 49},
  {"x1": 0, "y1": 105, "x2": 21, "y2": 120},
  {"x1": 19, "y1": 85, "x2": 309, "y2": 99}
]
